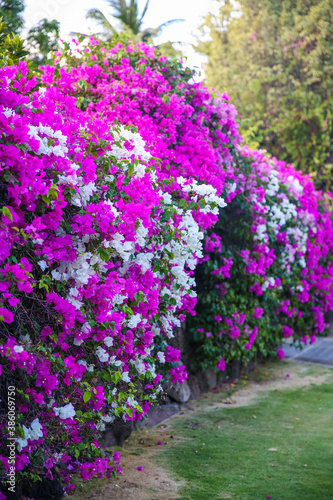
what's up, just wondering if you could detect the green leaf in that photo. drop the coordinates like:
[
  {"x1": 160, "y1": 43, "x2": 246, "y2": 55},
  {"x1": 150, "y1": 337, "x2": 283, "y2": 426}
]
[
  {"x1": 49, "y1": 185, "x2": 59, "y2": 200},
  {"x1": 111, "y1": 371, "x2": 121, "y2": 385},
  {"x1": 126, "y1": 407, "x2": 134, "y2": 418},
  {"x1": 2, "y1": 206, "x2": 13, "y2": 222},
  {"x1": 41, "y1": 195, "x2": 51, "y2": 206},
  {"x1": 83, "y1": 391, "x2": 91, "y2": 403},
  {"x1": 124, "y1": 305, "x2": 133, "y2": 316},
  {"x1": 128, "y1": 163, "x2": 134, "y2": 176},
  {"x1": 98, "y1": 247, "x2": 109, "y2": 262}
]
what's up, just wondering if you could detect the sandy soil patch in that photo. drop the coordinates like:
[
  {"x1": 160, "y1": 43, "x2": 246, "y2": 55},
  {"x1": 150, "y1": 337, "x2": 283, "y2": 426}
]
[{"x1": 89, "y1": 449, "x2": 183, "y2": 500}]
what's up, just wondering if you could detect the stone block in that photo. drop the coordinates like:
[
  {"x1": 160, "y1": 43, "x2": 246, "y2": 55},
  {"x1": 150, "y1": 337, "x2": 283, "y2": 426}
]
[
  {"x1": 167, "y1": 380, "x2": 191, "y2": 403},
  {"x1": 100, "y1": 419, "x2": 133, "y2": 449},
  {"x1": 187, "y1": 374, "x2": 201, "y2": 400}
]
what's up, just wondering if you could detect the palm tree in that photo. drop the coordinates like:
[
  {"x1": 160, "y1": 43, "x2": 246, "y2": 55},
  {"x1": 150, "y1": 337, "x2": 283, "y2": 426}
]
[{"x1": 86, "y1": 0, "x2": 183, "y2": 45}]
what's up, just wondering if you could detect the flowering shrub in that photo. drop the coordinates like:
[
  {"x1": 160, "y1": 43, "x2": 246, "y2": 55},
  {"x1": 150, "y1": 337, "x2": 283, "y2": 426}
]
[
  {"x1": 44, "y1": 37, "x2": 241, "y2": 211},
  {"x1": 190, "y1": 146, "x2": 333, "y2": 370},
  {"x1": 46, "y1": 36, "x2": 333, "y2": 370},
  {"x1": 1, "y1": 34, "x2": 333, "y2": 495},
  {"x1": 0, "y1": 59, "x2": 224, "y2": 492}
]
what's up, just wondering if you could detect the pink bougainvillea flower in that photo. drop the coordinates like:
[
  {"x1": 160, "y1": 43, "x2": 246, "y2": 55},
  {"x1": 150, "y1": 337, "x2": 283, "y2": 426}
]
[
  {"x1": 215, "y1": 357, "x2": 226, "y2": 371},
  {"x1": 282, "y1": 325, "x2": 293, "y2": 338},
  {"x1": 277, "y1": 349, "x2": 285, "y2": 361},
  {"x1": 170, "y1": 365, "x2": 188, "y2": 383}
]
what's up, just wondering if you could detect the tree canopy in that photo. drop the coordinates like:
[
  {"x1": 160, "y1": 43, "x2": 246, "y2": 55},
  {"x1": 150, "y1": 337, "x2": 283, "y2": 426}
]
[
  {"x1": 0, "y1": 0, "x2": 24, "y2": 35},
  {"x1": 196, "y1": 0, "x2": 333, "y2": 190},
  {"x1": 26, "y1": 18, "x2": 60, "y2": 66}
]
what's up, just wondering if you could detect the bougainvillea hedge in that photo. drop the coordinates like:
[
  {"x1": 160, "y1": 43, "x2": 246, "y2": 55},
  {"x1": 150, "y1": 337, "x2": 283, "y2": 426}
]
[
  {"x1": 1, "y1": 35, "x2": 333, "y2": 496},
  {"x1": 48, "y1": 36, "x2": 333, "y2": 370},
  {"x1": 190, "y1": 146, "x2": 333, "y2": 371},
  {"x1": 0, "y1": 45, "x2": 225, "y2": 495}
]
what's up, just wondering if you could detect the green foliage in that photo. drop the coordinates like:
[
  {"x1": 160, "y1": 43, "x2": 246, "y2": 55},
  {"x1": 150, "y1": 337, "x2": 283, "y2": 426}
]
[
  {"x1": 0, "y1": 17, "x2": 28, "y2": 67},
  {"x1": 196, "y1": 0, "x2": 333, "y2": 190},
  {"x1": 0, "y1": 0, "x2": 24, "y2": 35},
  {"x1": 27, "y1": 18, "x2": 60, "y2": 67}
]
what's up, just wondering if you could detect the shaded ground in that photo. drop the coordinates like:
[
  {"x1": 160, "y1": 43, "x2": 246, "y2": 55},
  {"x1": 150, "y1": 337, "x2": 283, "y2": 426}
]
[{"x1": 71, "y1": 361, "x2": 333, "y2": 500}]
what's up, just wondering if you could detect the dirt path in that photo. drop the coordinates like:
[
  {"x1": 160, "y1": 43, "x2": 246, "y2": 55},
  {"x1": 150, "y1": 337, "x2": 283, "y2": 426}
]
[
  {"x1": 71, "y1": 423, "x2": 185, "y2": 500},
  {"x1": 204, "y1": 362, "x2": 332, "y2": 410},
  {"x1": 75, "y1": 361, "x2": 333, "y2": 500},
  {"x1": 91, "y1": 452, "x2": 183, "y2": 500}
]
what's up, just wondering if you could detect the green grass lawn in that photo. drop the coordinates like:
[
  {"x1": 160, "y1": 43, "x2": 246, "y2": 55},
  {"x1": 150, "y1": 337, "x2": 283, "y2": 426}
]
[{"x1": 155, "y1": 363, "x2": 333, "y2": 500}]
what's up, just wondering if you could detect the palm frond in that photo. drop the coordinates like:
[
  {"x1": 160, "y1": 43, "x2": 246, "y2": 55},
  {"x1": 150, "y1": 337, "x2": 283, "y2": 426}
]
[
  {"x1": 88, "y1": 1, "x2": 183, "y2": 40},
  {"x1": 157, "y1": 18, "x2": 184, "y2": 30},
  {"x1": 139, "y1": 0, "x2": 150, "y2": 25},
  {"x1": 86, "y1": 8, "x2": 117, "y2": 35},
  {"x1": 105, "y1": 0, "x2": 145, "y2": 34},
  {"x1": 143, "y1": 18, "x2": 184, "y2": 39}
]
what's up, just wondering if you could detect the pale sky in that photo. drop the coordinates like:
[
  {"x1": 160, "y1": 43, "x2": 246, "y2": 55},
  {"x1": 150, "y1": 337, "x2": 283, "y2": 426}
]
[{"x1": 24, "y1": 0, "x2": 221, "y2": 74}]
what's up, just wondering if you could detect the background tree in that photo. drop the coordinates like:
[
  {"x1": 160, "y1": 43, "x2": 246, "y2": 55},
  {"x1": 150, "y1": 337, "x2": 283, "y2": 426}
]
[
  {"x1": 0, "y1": 0, "x2": 24, "y2": 35},
  {"x1": 196, "y1": 0, "x2": 333, "y2": 190},
  {"x1": 86, "y1": 0, "x2": 183, "y2": 57},
  {"x1": 0, "y1": 17, "x2": 28, "y2": 66},
  {"x1": 26, "y1": 18, "x2": 60, "y2": 66}
]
